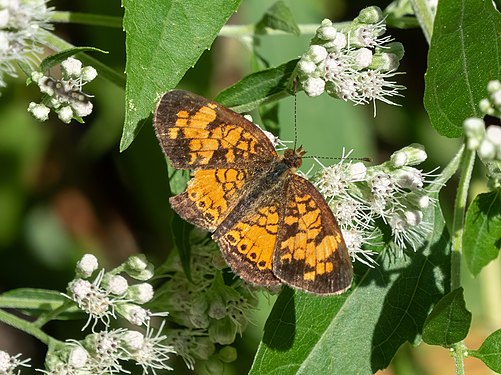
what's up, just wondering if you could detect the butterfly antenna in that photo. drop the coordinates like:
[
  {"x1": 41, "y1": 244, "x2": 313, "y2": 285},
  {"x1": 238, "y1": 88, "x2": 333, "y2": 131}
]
[{"x1": 293, "y1": 79, "x2": 298, "y2": 151}]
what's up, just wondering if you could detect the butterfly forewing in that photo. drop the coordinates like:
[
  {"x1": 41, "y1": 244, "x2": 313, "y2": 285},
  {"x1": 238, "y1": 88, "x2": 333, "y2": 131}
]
[{"x1": 154, "y1": 90, "x2": 278, "y2": 170}]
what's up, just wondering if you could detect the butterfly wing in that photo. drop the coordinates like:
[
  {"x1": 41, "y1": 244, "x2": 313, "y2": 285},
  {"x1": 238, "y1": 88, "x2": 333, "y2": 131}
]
[
  {"x1": 154, "y1": 90, "x2": 280, "y2": 231},
  {"x1": 213, "y1": 199, "x2": 282, "y2": 287},
  {"x1": 170, "y1": 168, "x2": 250, "y2": 231},
  {"x1": 154, "y1": 90, "x2": 278, "y2": 169},
  {"x1": 273, "y1": 174, "x2": 353, "y2": 295}
]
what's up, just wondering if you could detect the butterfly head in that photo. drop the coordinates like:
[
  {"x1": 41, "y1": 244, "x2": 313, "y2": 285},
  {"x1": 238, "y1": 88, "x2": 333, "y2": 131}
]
[{"x1": 283, "y1": 146, "x2": 305, "y2": 169}]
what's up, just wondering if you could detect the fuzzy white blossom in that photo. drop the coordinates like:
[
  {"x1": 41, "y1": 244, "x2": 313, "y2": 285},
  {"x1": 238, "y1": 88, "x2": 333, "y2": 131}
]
[
  {"x1": 29, "y1": 57, "x2": 96, "y2": 124},
  {"x1": 297, "y1": 7, "x2": 405, "y2": 112},
  {"x1": 0, "y1": 0, "x2": 53, "y2": 91}
]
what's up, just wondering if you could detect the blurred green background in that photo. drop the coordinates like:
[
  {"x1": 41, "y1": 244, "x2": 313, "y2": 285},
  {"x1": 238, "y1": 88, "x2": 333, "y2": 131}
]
[{"x1": 0, "y1": 0, "x2": 498, "y2": 374}]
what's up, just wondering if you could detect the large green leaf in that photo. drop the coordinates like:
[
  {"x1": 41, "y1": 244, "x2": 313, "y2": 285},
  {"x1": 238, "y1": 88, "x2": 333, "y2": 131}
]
[
  {"x1": 422, "y1": 287, "x2": 471, "y2": 346},
  {"x1": 463, "y1": 190, "x2": 501, "y2": 276},
  {"x1": 249, "y1": 203, "x2": 451, "y2": 374},
  {"x1": 120, "y1": 0, "x2": 241, "y2": 151},
  {"x1": 424, "y1": 0, "x2": 501, "y2": 137}
]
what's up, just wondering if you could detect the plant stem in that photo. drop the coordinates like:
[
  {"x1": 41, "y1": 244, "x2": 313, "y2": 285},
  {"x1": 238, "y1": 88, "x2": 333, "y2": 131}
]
[
  {"x1": 451, "y1": 147, "x2": 475, "y2": 291},
  {"x1": 50, "y1": 12, "x2": 122, "y2": 28},
  {"x1": 218, "y1": 22, "x2": 350, "y2": 38},
  {"x1": 449, "y1": 146, "x2": 475, "y2": 375},
  {"x1": 34, "y1": 300, "x2": 75, "y2": 328},
  {"x1": 0, "y1": 309, "x2": 55, "y2": 346},
  {"x1": 38, "y1": 29, "x2": 126, "y2": 89},
  {"x1": 409, "y1": 0, "x2": 435, "y2": 43}
]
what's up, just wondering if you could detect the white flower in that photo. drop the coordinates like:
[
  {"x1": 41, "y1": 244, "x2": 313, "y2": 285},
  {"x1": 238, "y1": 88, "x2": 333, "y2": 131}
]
[
  {"x1": 0, "y1": 351, "x2": 30, "y2": 374},
  {"x1": 57, "y1": 105, "x2": 73, "y2": 123},
  {"x1": 27, "y1": 102, "x2": 49, "y2": 121},
  {"x1": 307, "y1": 45, "x2": 328, "y2": 64},
  {"x1": 0, "y1": 0, "x2": 52, "y2": 91},
  {"x1": 81, "y1": 65, "x2": 97, "y2": 82},
  {"x1": 127, "y1": 283, "x2": 154, "y2": 304},
  {"x1": 350, "y1": 48, "x2": 373, "y2": 69},
  {"x1": 463, "y1": 117, "x2": 485, "y2": 150},
  {"x1": 66, "y1": 271, "x2": 117, "y2": 329},
  {"x1": 107, "y1": 275, "x2": 129, "y2": 295},
  {"x1": 126, "y1": 322, "x2": 175, "y2": 372},
  {"x1": 76, "y1": 254, "x2": 99, "y2": 277},
  {"x1": 302, "y1": 76, "x2": 325, "y2": 97},
  {"x1": 61, "y1": 57, "x2": 82, "y2": 77},
  {"x1": 67, "y1": 346, "x2": 89, "y2": 369}
]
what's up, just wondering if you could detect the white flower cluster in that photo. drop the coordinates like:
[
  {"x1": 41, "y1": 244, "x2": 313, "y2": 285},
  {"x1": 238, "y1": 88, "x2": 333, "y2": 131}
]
[
  {"x1": 297, "y1": 6, "x2": 404, "y2": 110},
  {"x1": 40, "y1": 323, "x2": 175, "y2": 374},
  {"x1": 28, "y1": 57, "x2": 97, "y2": 123},
  {"x1": 159, "y1": 228, "x2": 253, "y2": 370},
  {"x1": 66, "y1": 254, "x2": 157, "y2": 329},
  {"x1": 0, "y1": 350, "x2": 30, "y2": 375},
  {"x1": 315, "y1": 144, "x2": 435, "y2": 264},
  {"x1": 0, "y1": 0, "x2": 52, "y2": 90},
  {"x1": 463, "y1": 80, "x2": 501, "y2": 187},
  {"x1": 43, "y1": 254, "x2": 175, "y2": 374}
]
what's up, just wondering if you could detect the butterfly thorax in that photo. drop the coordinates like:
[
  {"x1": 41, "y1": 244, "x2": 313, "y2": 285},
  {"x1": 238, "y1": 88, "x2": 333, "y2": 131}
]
[{"x1": 282, "y1": 147, "x2": 305, "y2": 169}]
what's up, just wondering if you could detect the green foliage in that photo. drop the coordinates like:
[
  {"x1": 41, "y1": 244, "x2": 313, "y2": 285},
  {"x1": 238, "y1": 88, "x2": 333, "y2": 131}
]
[
  {"x1": 424, "y1": 0, "x2": 501, "y2": 137},
  {"x1": 250, "y1": 200, "x2": 451, "y2": 374},
  {"x1": 463, "y1": 190, "x2": 501, "y2": 276},
  {"x1": 1, "y1": 0, "x2": 501, "y2": 374},
  {"x1": 214, "y1": 59, "x2": 298, "y2": 112},
  {"x1": 255, "y1": 1, "x2": 300, "y2": 36},
  {"x1": 470, "y1": 329, "x2": 501, "y2": 372},
  {"x1": 120, "y1": 0, "x2": 241, "y2": 151},
  {"x1": 39, "y1": 47, "x2": 108, "y2": 73},
  {"x1": 422, "y1": 288, "x2": 472, "y2": 346}
]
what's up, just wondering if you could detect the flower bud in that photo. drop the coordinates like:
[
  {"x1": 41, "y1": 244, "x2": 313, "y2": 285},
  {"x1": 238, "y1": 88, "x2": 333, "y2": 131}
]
[
  {"x1": 356, "y1": 6, "x2": 384, "y2": 25},
  {"x1": 302, "y1": 77, "x2": 325, "y2": 97},
  {"x1": 390, "y1": 143, "x2": 427, "y2": 167},
  {"x1": 463, "y1": 117, "x2": 485, "y2": 150},
  {"x1": 76, "y1": 254, "x2": 99, "y2": 278}
]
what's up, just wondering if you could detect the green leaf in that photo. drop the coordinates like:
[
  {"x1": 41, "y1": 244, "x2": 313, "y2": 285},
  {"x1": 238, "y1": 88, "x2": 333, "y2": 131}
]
[
  {"x1": 256, "y1": 1, "x2": 300, "y2": 36},
  {"x1": 249, "y1": 203, "x2": 451, "y2": 374},
  {"x1": 120, "y1": 0, "x2": 241, "y2": 151},
  {"x1": 422, "y1": 287, "x2": 471, "y2": 346},
  {"x1": 215, "y1": 59, "x2": 298, "y2": 112},
  {"x1": 0, "y1": 288, "x2": 80, "y2": 319},
  {"x1": 423, "y1": 0, "x2": 501, "y2": 138},
  {"x1": 470, "y1": 329, "x2": 501, "y2": 372},
  {"x1": 40, "y1": 47, "x2": 108, "y2": 72},
  {"x1": 463, "y1": 190, "x2": 501, "y2": 276}
]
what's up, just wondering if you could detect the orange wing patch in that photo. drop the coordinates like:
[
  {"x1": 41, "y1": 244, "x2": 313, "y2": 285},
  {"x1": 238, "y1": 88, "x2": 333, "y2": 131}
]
[
  {"x1": 170, "y1": 168, "x2": 248, "y2": 231},
  {"x1": 214, "y1": 204, "x2": 281, "y2": 287},
  {"x1": 273, "y1": 175, "x2": 352, "y2": 295}
]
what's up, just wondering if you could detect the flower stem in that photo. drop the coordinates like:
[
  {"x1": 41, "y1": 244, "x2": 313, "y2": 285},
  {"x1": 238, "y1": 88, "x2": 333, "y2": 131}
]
[
  {"x1": 449, "y1": 146, "x2": 475, "y2": 375},
  {"x1": 409, "y1": 0, "x2": 435, "y2": 43},
  {"x1": 50, "y1": 11, "x2": 122, "y2": 28},
  {"x1": 218, "y1": 22, "x2": 350, "y2": 38},
  {"x1": 0, "y1": 309, "x2": 55, "y2": 346},
  {"x1": 451, "y1": 147, "x2": 475, "y2": 291}
]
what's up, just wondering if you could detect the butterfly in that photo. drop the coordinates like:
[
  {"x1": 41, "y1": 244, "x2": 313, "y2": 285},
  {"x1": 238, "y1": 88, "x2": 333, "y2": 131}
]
[{"x1": 154, "y1": 90, "x2": 352, "y2": 295}]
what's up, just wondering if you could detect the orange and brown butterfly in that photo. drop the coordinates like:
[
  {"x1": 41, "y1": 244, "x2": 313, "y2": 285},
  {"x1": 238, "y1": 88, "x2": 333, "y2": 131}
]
[{"x1": 153, "y1": 90, "x2": 353, "y2": 295}]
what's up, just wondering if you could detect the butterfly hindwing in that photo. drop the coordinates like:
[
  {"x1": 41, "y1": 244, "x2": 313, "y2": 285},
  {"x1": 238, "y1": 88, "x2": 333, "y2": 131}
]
[
  {"x1": 273, "y1": 174, "x2": 353, "y2": 295},
  {"x1": 213, "y1": 200, "x2": 282, "y2": 287},
  {"x1": 170, "y1": 168, "x2": 250, "y2": 231}
]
